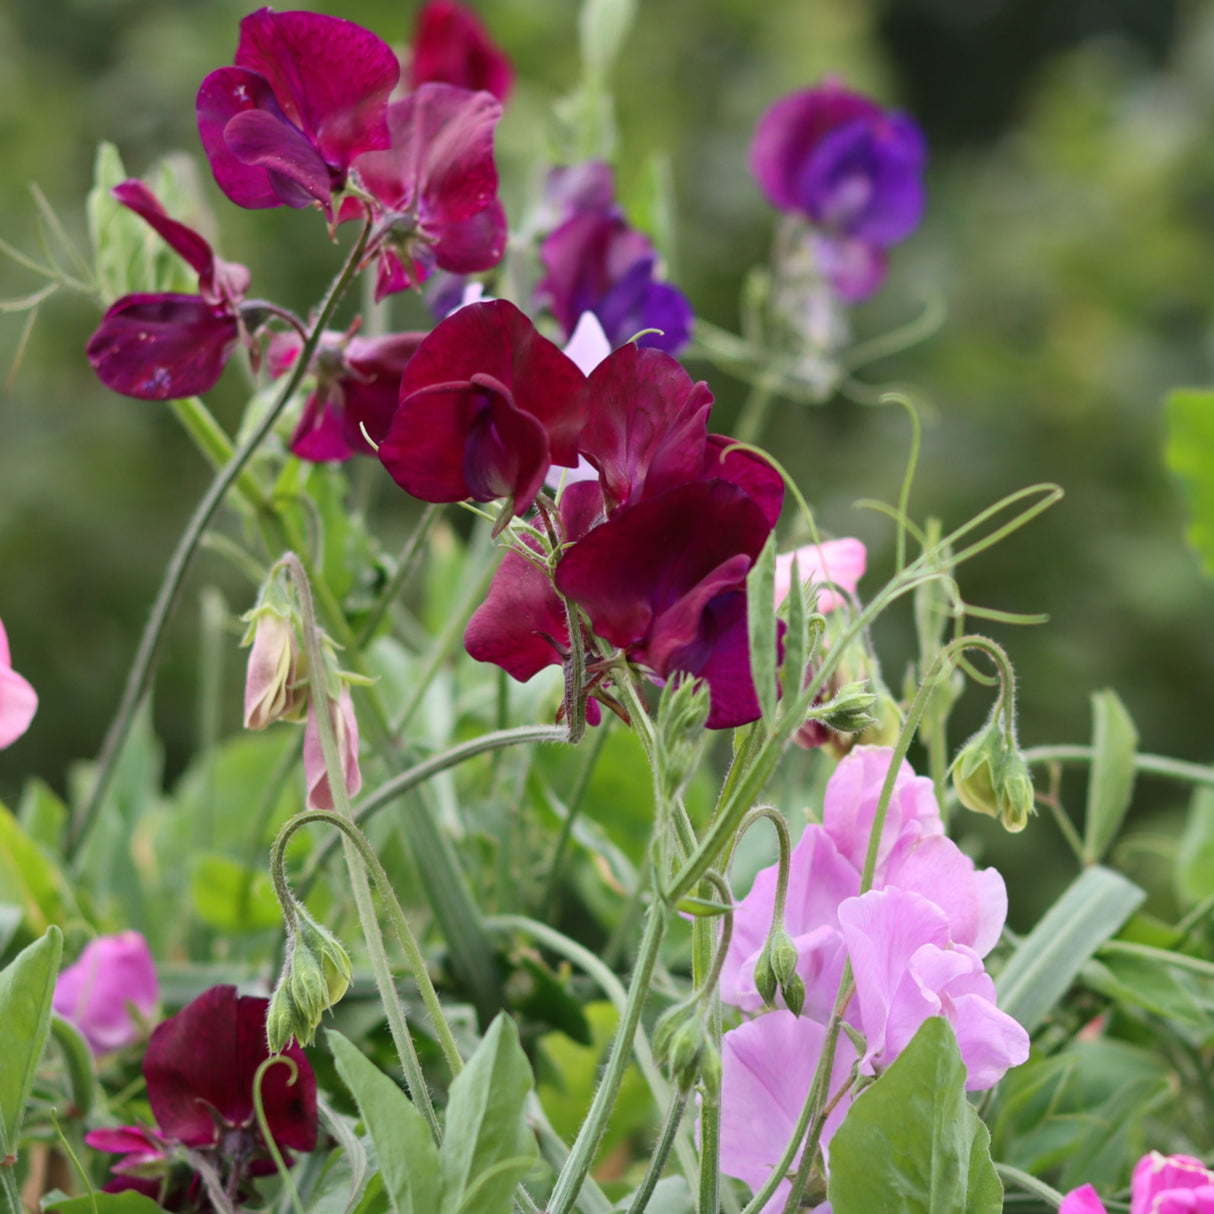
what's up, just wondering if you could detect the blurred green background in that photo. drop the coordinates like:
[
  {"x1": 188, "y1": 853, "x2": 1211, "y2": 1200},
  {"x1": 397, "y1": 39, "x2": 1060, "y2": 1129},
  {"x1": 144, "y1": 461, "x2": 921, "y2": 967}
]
[{"x1": 2, "y1": 0, "x2": 1212, "y2": 922}]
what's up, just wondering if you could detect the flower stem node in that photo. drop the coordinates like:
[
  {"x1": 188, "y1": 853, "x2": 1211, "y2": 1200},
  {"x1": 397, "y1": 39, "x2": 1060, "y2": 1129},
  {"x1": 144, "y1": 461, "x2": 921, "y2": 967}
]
[
  {"x1": 268, "y1": 912, "x2": 353, "y2": 1052},
  {"x1": 952, "y1": 708, "x2": 1035, "y2": 833},
  {"x1": 654, "y1": 675, "x2": 713, "y2": 802}
]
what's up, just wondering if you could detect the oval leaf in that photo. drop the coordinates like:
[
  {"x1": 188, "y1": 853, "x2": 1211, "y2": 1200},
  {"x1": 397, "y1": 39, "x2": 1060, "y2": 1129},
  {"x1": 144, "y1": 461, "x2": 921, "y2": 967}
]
[{"x1": 1083, "y1": 690, "x2": 1138, "y2": 863}]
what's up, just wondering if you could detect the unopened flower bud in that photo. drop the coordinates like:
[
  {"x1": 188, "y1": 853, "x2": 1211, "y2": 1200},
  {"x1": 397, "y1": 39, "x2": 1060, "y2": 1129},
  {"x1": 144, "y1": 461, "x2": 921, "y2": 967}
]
[
  {"x1": 667, "y1": 1018, "x2": 707, "y2": 1092},
  {"x1": 655, "y1": 676, "x2": 712, "y2": 802},
  {"x1": 952, "y1": 709, "x2": 1035, "y2": 833},
  {"x1": 298, "y1": 916, "x2": 353, "y2": 1007},
  {"x1": 757, "y1": 927, "x2": 804, "y2": 1015},
  {"x1": 241, "y1": 573, "x2": 307, "y2": 729},
  {"x1": 267, "y1": 912, "x2": 352, "y2": 1051},
  {"x1": 813, "y1": 681, "x2": 878, "y2": 734},
  {"x1": 753, "y1": 944, "x2": 778, "y2": 1008}
]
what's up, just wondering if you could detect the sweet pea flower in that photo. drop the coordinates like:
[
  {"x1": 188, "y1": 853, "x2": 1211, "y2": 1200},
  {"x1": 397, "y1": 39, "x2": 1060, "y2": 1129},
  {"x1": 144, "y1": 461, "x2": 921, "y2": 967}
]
[
  {"x1": 1060, "y1": 1152, "x2": 1214, "y2": 1214},
  {"x1": 0, "y1": 615, "x2": 37, "y2": 748},
  {"x1": 750, "y1": 80, "x2": 927, "y2": 301},
  {"x1": 351, "y1": 83, "x2": 507, "y2": 298},
  {"x1": 303, "y1": 685, "x2": 362, "y2": 811},
  {"x1": 87, "y1": 986, "x2": 316, "y2": 1208},
  {"x1": 267, "y1": 327, "x2": 426, "y2": 461},
  {"x1": 86, "y1": 181, "x2": 255, "y2": 401},
  {"x1": 53, "y1": 932, "x2": 159, "y2": 1056},
  {"x1": 408, "y1": 0, "x2": 513, "y2": 103},
  {"x1": 197, "y1": 9, "x2": 398, "y2": 221},
  {"x1": 378, "y1": 300, "x2": 588, "y2": 517},
  {"x1": 719, "y1": 1011, "x2": 858, "y2": 1214},
  {"x1": 774, "y1": 537, "x2": 866, "y2": 614}
]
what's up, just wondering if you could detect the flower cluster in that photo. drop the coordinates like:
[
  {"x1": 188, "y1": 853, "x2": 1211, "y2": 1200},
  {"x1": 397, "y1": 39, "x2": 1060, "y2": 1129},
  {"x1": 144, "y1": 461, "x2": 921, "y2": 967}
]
[
  {"x1": 717, "y1": 747, "x2": 1029, "y2": 1211},
  {"x1": 53, "y1": 931, "x2": 159, "y2": 1057},
  {"x1": 385, "y1": 299, "x2": 784, "y2": 728},
  {"x1": 536, "y1": 160, "x2": 694, "y2": 355},
  {"x1": 87, "y1": 985, "x2": 317, "y2": 1213},
  {"x1": 751, "y1": 79, "x2": 927, "y2": 302}
]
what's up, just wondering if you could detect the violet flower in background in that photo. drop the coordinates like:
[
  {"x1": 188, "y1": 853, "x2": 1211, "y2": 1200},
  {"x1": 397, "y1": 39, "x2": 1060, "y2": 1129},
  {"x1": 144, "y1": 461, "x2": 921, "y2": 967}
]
[
  {"x1": 0, "y1": 614, "x2": 37, "y2": 749},
  {"x1": 197, "y1": 9, "x2": 398, "y2": 221},
  {"x1": 88, "y1": 985, "x2": 316, "y2": 1209},
  {"x1": 537, "y1": 161, "x2": 694, "y2": 355},
  {"x1": 86, "y1": 181, "x2": 255, "y2": 401},
  {"x1": 350, "y1": 83, "x2": 507, "y2": 298},
  {"x1": 751, "y1": 80, "x2": 927, "y2": 301},
  {"x1": 407, "y1": 0, "x2": 514, "y2": 103},
  {"x1": 1060, "y1": 1152, "x2": 1214, "y2": 1214},
  {"x1": 267, "y1": 328, "x2": 426, "y2": 461},
  {"x1": 53, "y1": 932, "x2": 159, "y2": 1056}
]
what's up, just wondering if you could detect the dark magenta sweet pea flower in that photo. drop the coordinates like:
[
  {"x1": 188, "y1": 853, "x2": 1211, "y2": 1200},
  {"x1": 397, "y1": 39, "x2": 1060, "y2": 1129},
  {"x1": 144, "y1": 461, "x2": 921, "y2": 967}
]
[
  {"x1": 378, "y1": 300, "x2": 587, "y2": 517},
  {"x1": 538, "y1": 204, "x2": 693, "y2": 355},
  {"x1": 86, "y1": 181, "x2": 256, "y2": 400},
  {"x1": 554, "y1": 480, "x2": 777, "y2": 728},
  {"x1": 87, "y1": 986, "x2": 316, "y2": 1212},
  {"x1": 750, "y1": 80, "x2": 927, "y2": 301},
  {"x1": 350, "y1": 83, "x2": 506, "y2": 298},
  {"x1": 408, "y1": 0, "x2": 514, "y2": 103},
  {"x1": 267, "y1": 327, "x2": 425, "y2": 461},
  {"x1": 197, "y1": 9, "x2": 398, "y2": 221}
]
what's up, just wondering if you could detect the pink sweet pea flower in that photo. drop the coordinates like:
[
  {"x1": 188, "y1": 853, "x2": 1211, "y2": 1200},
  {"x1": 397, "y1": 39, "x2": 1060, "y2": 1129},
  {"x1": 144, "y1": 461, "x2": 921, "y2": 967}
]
[
  {"x1": 303, "y1": 686, "x2": 362, "y2": 811},
  {"x1": 197, "y1": 9, "x2": 398, "y2": 221},
  {"x1": 719, "y1": 1011, "x2": 858, "y2": 1214},
  {"x1": 53, "y1": 932, "x2": 159, "y2": 1056},
  {"x1": 408, "y1": 0, "x2": 514, "y2": 103},
  {"x1": 774, "y1": 537, "x2": 866, "y2": 614},
  {"x1": 1060, "y1": 1152, "x2": 1214, "y2": 1214},
  {"x1": 0, "y1": 616, "x2": 37, "y2": 748}
]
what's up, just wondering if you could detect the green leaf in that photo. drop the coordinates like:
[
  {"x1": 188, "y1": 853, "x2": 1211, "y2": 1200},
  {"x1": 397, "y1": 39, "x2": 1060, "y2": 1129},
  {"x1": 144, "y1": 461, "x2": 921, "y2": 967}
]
[
  {"x1": 1176, "y1": 786, "x2": 1214, "y2": 907},
  {"x1": 47, "y1": 1191, "x2": 168, "y2": 1214},
  {"x1": 996, "y1": 865, "x2": 1144, "y2": 1035},
  {"x1": 440, "y1": 1013, "x2": 537, "y2": 1214},
  {"x1": 1165, "y1": 387, "x2": 1214, "y2": 579},
  {"x1": 829, "y1": 1018, "x2": 1002, "y2": 1214},
  {"x1": 0, "y1": 906, "x2": 20, "y2": 958},
  {"x1": 190, "y1": 853, "x2": 283, "y2": 933},
  {"x1": 579, "y1": 0, "x2": 638, "y2": 78},
  {"x1": 1082, "y1": 690, "x2": 1138, "y2": 863},
  {"x1": 49, "y1": 1014, "x2": 97, "y2": 1119},
  {"x1": 17, "y1": 779, "x2": 66, "y2": 852},
  {"x1": 0, "y1": 925, "x2": 63, "y2": 1163},
  {"x1": 779, "y1": 555, "x2": 810, "y2": 708},
  {"x1": 746, "y1": 534, "x2": 778, "y2": 725},
  {"x1": 327, "y1": 1030, "x2": 440, "y2": 1214},
  {"x1": 0, "y1": 800, "x2": 69, "y2": 936},
  {"x1": 1083, "y1": 953, "x2": 1207, "y2": 1028}
]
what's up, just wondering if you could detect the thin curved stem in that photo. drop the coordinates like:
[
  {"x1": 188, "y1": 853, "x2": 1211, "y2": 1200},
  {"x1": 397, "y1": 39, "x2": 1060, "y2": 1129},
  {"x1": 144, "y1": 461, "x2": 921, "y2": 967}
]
[
  {"x1": 1023, "y1": 745, "x2": 1214, "y2": 789},
  {"x1": 66, "y1": 217, "x2": 374, "y2": 861}
]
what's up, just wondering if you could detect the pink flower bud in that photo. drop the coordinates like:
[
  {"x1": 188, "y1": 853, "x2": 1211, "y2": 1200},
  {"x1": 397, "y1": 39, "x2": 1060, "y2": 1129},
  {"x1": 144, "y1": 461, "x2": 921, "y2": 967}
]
[
  {"x1": 53, "y1": 931, "x2": 159, "y2": 1056},
  {"x1": 243, "y1": 609, "x2": 305, "y2": 730},
  {"x1": 304, "y1": 686, "x2": 362, "y2": 810},
  {"x1": 0, "y1": 615, "x2": 37, "y2": 749}
]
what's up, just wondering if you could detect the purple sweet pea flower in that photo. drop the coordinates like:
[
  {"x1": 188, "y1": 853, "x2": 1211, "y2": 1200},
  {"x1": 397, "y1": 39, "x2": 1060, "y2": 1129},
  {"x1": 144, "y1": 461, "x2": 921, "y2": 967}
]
[
  {"x1": 718, "y1": 1011, "x2": 857, "y2": 1214},
  {"x1": 86, "y1": 182, "x2": 256, "y2": 401},
  {"x1": 378, "y1": 300, "x2": 588, "y2": 517},
  {"x1": 750, "y1": 80, "x2": 927, "y2": 301},
  {"x1": 351, "y1": 83, "x2": 507, "y2": 298},
  {"x1": 267, "y1": 327, "x2": 426, "y2": 461},
  {"x1": 1059, "y1": 1152, "x2": 1214, "y2": 1214},
  {"x1": 87, "y1": 986, "x2": 316, "y2": 1209},
  {"x1": 0, "y1": 615, "x2": 37, "y2": 749},
  {"x1": 197, "y1": 9, "x2": 398, "y2": 221},
  {"x1": 408, "y1": 0, "x2": 514, "y2": 104},
  {"x1": 53, "y1": 931, "x2": 159, "y2": 1056},
  {"x1": 838, "y1": 887, "x2": 1028, "y2": 1090}
]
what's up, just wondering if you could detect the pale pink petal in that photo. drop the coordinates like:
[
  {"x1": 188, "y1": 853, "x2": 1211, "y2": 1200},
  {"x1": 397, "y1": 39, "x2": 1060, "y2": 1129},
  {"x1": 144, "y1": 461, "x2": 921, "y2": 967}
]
[
  {"x1": 0, "y1": 618, "x2": 37, "y2": 749},
  {"x1": 774, "y1": 537, "x2": 866, "y2": 613},
  {"x1": 304, "y1": 687, "x2": 362, "y2": 810}
]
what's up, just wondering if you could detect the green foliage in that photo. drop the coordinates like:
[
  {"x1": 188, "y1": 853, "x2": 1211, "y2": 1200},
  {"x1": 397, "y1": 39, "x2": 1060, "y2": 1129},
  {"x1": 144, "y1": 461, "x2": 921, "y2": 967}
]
[
  {"x1": 746, "y1": 534, "x2": 778, "y2": 725},
  {"x1": 1176, "y1": 786, "x2": 1214, "y2": 907},
  {"x1": 49, "y1": 1192, "x2": 171, "y2": 1214},
  {"x1": 1082, "y1": 689, "x2": 1138, "y2": 863},
  {"x1": 829, "y1": 1018, "x2": 1002, "y2": 1214},
  {"x1": 1165, "y1": 388, "x2": 1214, "y2": 580},
  {"x1": 190, "y1": 853, "x2": 282, "y2": 932},
  {"x1": 48, "y1": 1014, "x2": 97, "y2": 1120}
]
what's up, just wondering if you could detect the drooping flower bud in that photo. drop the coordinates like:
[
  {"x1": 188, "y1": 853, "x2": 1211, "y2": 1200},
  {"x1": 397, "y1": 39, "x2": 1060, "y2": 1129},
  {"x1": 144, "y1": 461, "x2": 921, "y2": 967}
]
[
  {"x1": 655, "y1": 675, "x2": 713, "y2": 802},
  {"x1": 754, "y1": 925, "x2": 803, "y2": 1016},
  {"x1": 952, "y1": 707, "x2": 1035, "y2": 833},
  {"x1": 267, "y1": 911, "x2": 353, "y2": 1052},
  {"x1": 241, "y1": 572, "x2": 307, "y2": 730}
]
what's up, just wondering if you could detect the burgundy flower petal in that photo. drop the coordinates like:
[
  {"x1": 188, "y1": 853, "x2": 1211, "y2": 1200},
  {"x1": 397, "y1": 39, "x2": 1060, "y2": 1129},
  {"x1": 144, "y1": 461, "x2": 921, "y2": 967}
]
[
  {"x1": 750, "y1": 82, "x2": 882, "y2": 213},
  {"x1": 554, "y1": 480, "x2": 771, "y2": 652},
  {"x1": 431, "y1": 199, "x2": 508, "y2": 275},
  {"x1": 582, "y1": 343, "x2": 712, "y2": 512},
  {"x1": 197, "y1": 67, "x2": 293, "y2": 210},
  {"x1": 234, "y1": 9, "x2": 398, "y2": 171},
  {"x1": 144, "y1": 986, "x2": 316, "y2": 1153},
  {"x1": 222, "y1": 107, "x2": 336, "y2": 211},
  {"x1": 111, "y1": 181, "x2": 214, "y2": 281},
  {"x1": 87, "y1": 293, "x2": 239, "y2": 400},
  {"x1": 291, "y1": 389, "x2": 354, "y2": 462},
  {"x1": 702, "y1": 436, "x2": 785, "y2": 528},
  {"x1": 408, "y1": 0, "x2": 514, "y2": 103},
  {"x1": 341, "y1": 332, "x2": 426, "y2": 450}
]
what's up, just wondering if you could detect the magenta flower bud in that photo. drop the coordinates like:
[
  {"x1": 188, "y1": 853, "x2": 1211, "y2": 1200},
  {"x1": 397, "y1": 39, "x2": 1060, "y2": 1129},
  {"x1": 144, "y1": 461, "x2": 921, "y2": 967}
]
[
  {"x1": 408, "y1": 0, "x2": 514, "y2": 103},
  {"x1": 303, "y1": 685, "x2": 362, "y2": 811},
  {"x1": 53, "y1": 931, "x2": 159, "y2": 1056},
  {"x1": 0, "y1": 615, "x2": 37, "y2": 749}
]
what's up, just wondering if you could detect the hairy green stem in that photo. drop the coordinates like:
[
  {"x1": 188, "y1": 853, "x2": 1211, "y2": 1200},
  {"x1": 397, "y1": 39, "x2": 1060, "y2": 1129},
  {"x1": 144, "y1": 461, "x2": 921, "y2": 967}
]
[
  {"x1": 626, "y1": 1090, "x2": 690, "y2": 1214},
  {"x1": 66, "y1": 217, "x2": 373, "y2": 861},
  {"x1": 1022, "y1": 745, "x2": 1214, "y2": 789}
]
